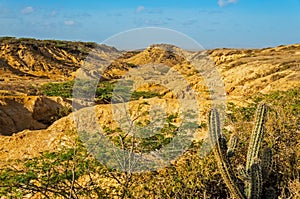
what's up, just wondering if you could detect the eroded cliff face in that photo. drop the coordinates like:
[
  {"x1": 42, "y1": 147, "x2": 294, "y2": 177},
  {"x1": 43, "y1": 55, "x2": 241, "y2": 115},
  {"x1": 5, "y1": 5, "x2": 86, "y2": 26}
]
[
  {"x1": 0, "y1": 96, "x2": 71, "y2": 135},
  {"x1": 101, "y1": 43, "x2": 300, "y2": 97}
]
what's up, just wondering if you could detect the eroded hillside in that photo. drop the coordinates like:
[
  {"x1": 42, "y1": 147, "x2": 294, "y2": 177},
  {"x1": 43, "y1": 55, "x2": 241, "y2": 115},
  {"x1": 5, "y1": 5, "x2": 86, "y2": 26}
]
[
  {"x1": 0, "y1": 38, "x2": 299, "y2": 198},
  {"x1": 0, "y1": 37, "x2": 118, "y2": 95},
  {"x1": 0, "y1": 38, "x2": 299, "y2": 155},
  {"x1": 209, "y1": 45, "x2": 300, "y2": 96}
]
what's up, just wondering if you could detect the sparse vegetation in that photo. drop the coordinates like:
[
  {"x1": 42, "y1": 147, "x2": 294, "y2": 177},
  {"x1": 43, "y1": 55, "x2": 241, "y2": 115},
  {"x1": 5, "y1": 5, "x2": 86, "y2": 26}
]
[
  {"x1": 40, "y1": 80, "x2": 162, "y2": 103},
  {"x1": 0, "y1": 87, "x2": 299, "y2": 198},
  {"x1": 40, "y1": 81, "x2": 74, "y2": 98},
  {"x1": 0, "y1": 36, "x2": 16, "y2": 42},
  {"x1": 0, "y1": 137, "x2": 112, "y2": 198}
]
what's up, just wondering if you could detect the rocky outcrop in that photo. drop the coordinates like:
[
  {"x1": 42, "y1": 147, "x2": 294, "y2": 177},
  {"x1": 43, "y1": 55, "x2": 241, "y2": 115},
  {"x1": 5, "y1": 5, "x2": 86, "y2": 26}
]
[
  {"x1": 0, "y1": 37, "x2": 120, "y2": 96},
  {"x1": 0, "y1": 96, "x2": 71, "y2": 135}
]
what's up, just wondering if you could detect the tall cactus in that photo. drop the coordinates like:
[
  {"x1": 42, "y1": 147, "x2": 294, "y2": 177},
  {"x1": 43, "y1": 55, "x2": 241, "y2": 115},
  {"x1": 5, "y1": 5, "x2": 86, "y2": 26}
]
[
  {"x1": 246, "y1": 103, "x2": 268, "y2": 173},
  {"x1": 208, "y1": 103, "x2": 271, "y2": 199},
  {"x1": 209, "y1": 108, "x2": 246, "y2": 199}
]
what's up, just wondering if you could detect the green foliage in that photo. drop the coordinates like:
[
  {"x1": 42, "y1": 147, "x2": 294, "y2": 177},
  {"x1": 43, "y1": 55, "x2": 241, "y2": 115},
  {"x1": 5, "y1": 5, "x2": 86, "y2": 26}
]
[
  {"x1": 0, "y1": 138, "x2": 110, "y2": 198},
  {"x1": 130, "y1": 91, "x2": 162, "y2": 101},
  {"x1": 40, "y1": 81, "x2": 74, "y2": 98},
  {"x1": 137, "y1": 115, "x2": 178, "y2": 153},
  {"x1": 95, "y1": 81, "x2": 115, "y2": 102},
  {"x1": 102, "y1": 111, "x2": 180, "y2": 153},
  {"x1": 40, "y1": 80, "x2": 162, "y2": 103},
  {"x1": 0, "y1": 140, "x2": 227, "y2": 198}
]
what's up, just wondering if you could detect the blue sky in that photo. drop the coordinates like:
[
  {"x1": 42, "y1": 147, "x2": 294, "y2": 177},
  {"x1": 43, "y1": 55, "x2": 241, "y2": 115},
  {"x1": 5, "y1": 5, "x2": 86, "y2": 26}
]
[{"x1": 0, "y1": 0, "x2": 300, "y2": 49}]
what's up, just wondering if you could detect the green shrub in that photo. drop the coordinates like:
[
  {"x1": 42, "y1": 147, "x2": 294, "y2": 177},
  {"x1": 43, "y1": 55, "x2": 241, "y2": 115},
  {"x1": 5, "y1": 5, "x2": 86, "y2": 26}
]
[
  {"x1": 40, "y1": 80, "x2": 162, "y2": 103},
  {"x1": 0, "y1": 138, "x2": 111, "y2": 198},
  {"x1": 40, "y1": 81, "x2": 74, "y2": 98}
]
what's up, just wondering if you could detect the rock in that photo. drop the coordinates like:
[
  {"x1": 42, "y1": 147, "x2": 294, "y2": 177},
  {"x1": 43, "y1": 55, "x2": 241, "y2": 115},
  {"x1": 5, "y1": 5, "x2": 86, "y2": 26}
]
[{"x1": 0, "y1": 96, "x2": 71, "y2": 135}]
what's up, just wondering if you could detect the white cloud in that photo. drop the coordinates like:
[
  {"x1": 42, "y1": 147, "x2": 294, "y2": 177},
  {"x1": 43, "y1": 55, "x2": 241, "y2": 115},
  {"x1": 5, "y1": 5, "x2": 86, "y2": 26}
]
[
  {"x1": 136, "y1": 6, "x2": 145, "y2": 13},
  {"x1": 64, "y1": 20, "x2": 75, "y2": 26},
  {"x1": 218, "y1": 0, "x2": 238, "y2": 7},
  {"x1": 21, "y1": 6, "x2": 34, "y2": 14}
]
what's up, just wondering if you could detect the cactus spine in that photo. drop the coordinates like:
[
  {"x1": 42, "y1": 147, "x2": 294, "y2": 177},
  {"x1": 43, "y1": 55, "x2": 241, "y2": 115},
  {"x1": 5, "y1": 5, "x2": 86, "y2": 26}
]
[{"x1": 208, "y1": 103, "x2": 272, "y2": 199}]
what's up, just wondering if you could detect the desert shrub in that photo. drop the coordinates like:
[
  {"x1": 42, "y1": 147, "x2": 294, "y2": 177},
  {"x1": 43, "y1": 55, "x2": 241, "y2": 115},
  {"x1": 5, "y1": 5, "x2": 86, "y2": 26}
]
[
  {"x1": 0, "y1": 87, "x2": 298, "y2": 198},
  {"x1": 40, "y1": 80, "x2": 162, "y2": 103},
  {"x1": 0, "y1": 137, "x2": 112, "y2": 198},
  {"x1": 0, "y1": 142, "x2": 226, "y2": 198},
  {"x1": 40, "y1": 81, "x2": 74, "y2": 98}
]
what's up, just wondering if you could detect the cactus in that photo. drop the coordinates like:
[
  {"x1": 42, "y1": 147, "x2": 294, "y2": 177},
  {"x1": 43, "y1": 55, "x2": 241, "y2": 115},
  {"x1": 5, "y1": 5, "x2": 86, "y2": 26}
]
[
  {"x1": 246, "y1": 103, "x2": 268, "y2": 172},
  {"x1": 261, "y1": 147, "x2": 273, "y2": 180},
  {"x1": 208, "y1": 103, "x2": 272, "y2": 199},
  {"x1": 209, "y1": 108, "x2": 246, "y2": 199},
  {"x1": 227, "y1": 133, "x2": 238, "y2": 158},
  {"x1": 247, "y1": 161, "x2": 263, "y2": 199}
]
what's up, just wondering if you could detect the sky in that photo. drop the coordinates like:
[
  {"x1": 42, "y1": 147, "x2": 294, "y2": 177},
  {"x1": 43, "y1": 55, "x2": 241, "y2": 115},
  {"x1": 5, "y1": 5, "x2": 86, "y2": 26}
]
[{"x1": 0, "y1": 0, "x2": 300, "y2": 49}]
